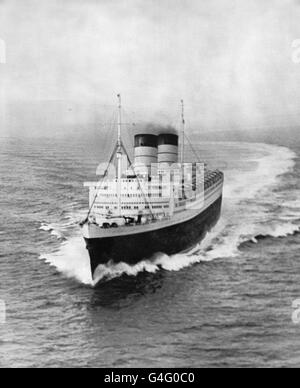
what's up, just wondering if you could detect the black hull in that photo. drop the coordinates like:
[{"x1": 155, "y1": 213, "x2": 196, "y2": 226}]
[{"x1": 85, "y1": 196, "x2": 222, "y2": 279}]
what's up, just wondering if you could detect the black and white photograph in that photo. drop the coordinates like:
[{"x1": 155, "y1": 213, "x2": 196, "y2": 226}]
[{"x1": 0, "y1": 0, "x2": 300, "y2": 370}]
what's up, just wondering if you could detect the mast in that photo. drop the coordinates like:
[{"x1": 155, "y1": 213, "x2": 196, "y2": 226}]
[
  {"x1": 117, "y1": 94, "x2": 122, "y2": 150},
  {"x1": 180, "y1": 99, "x2": 185, "y2": 164},
  {"x1": 117, "y1": 94, "x2": 122, "y2": 216}
]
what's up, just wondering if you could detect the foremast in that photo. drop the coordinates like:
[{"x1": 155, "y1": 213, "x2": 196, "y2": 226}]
[
  {"x1": 180, "y1": 99, "x2": 185, "y2": 165},
  {"x1": 116, "y1": 94, "x2": 123, "y2": 216}
]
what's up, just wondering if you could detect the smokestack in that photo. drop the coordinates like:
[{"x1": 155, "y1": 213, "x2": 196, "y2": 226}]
[
  {"x1": 157, "y1": 133, "x2": 179, "y2": 165},
  {"x1": 134, "y1": 134, "x2": 158, "y2": 175}
]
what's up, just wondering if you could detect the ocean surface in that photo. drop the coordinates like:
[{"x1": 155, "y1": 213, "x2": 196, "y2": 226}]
[{"x1": 0, "y1": 135, "x2": 299, "y2": 368}]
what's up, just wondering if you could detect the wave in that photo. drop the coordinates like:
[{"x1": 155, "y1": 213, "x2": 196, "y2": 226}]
[
  {"x1": 39, "y1": 236, "x2": 93, "y2": 285},
  {"x1": 39, "y1": 142, "x2": 299, "y2": 285},
  {"x1": 39, "y1": 222, "x2": 66, "y2": 240},
  {"x1": 39, "y1": 222, "x2": 54, "y2": 232},
  {"x1": 249, "y1": 224, "x2": 300, "y2": 244}
]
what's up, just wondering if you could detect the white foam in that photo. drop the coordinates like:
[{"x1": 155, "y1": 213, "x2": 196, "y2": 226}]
[
  {"x1": 40, "y1": 236, "x2": 93, "y2": 285},
  {"x1": 50, "y1": 230, "x2": 66, "y2": 240},
  {"x1": 39, "y1": 223, "x2": 53, "y2": 232},
  {"x1": 223, "y1": 143, "x2": 296, "y2": 201},
  {"x1": 93, "y1": 248, "x2": 213, "y2": 285},
  {"x1": 255, "y1": 222, "x2": 300, "y2": 239},
  {"x1": 39, "y1": 222, "x2": 66, "y2": 240}
]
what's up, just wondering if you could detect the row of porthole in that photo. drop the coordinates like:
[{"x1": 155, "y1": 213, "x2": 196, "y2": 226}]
[{"x1": 95, "y1": 205, "x2": 168, "y2": 211}]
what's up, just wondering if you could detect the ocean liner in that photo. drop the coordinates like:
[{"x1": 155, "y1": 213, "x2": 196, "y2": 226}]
[{"x1": 81, "y1": 96, "x2": 224, "y2": 282}]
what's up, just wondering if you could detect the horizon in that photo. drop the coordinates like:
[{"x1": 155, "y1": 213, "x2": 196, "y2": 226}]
[{"x1": 1, "y1": 123, "x2": 299, "y2": 149}]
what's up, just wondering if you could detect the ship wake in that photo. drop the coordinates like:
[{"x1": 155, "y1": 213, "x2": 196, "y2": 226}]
[{"x1": 39, "y1": 142, "x2": 299, "y2": 286}]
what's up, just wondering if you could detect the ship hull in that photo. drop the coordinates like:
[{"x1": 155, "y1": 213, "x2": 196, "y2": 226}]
[{"x1": 84, "y1": 195, "x2": 223, "y2": 280}]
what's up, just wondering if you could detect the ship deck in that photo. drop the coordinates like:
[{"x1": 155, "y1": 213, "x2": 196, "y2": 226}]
[{"x1": 82, "y1": 182, "x2": 223, "y2": 239}]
